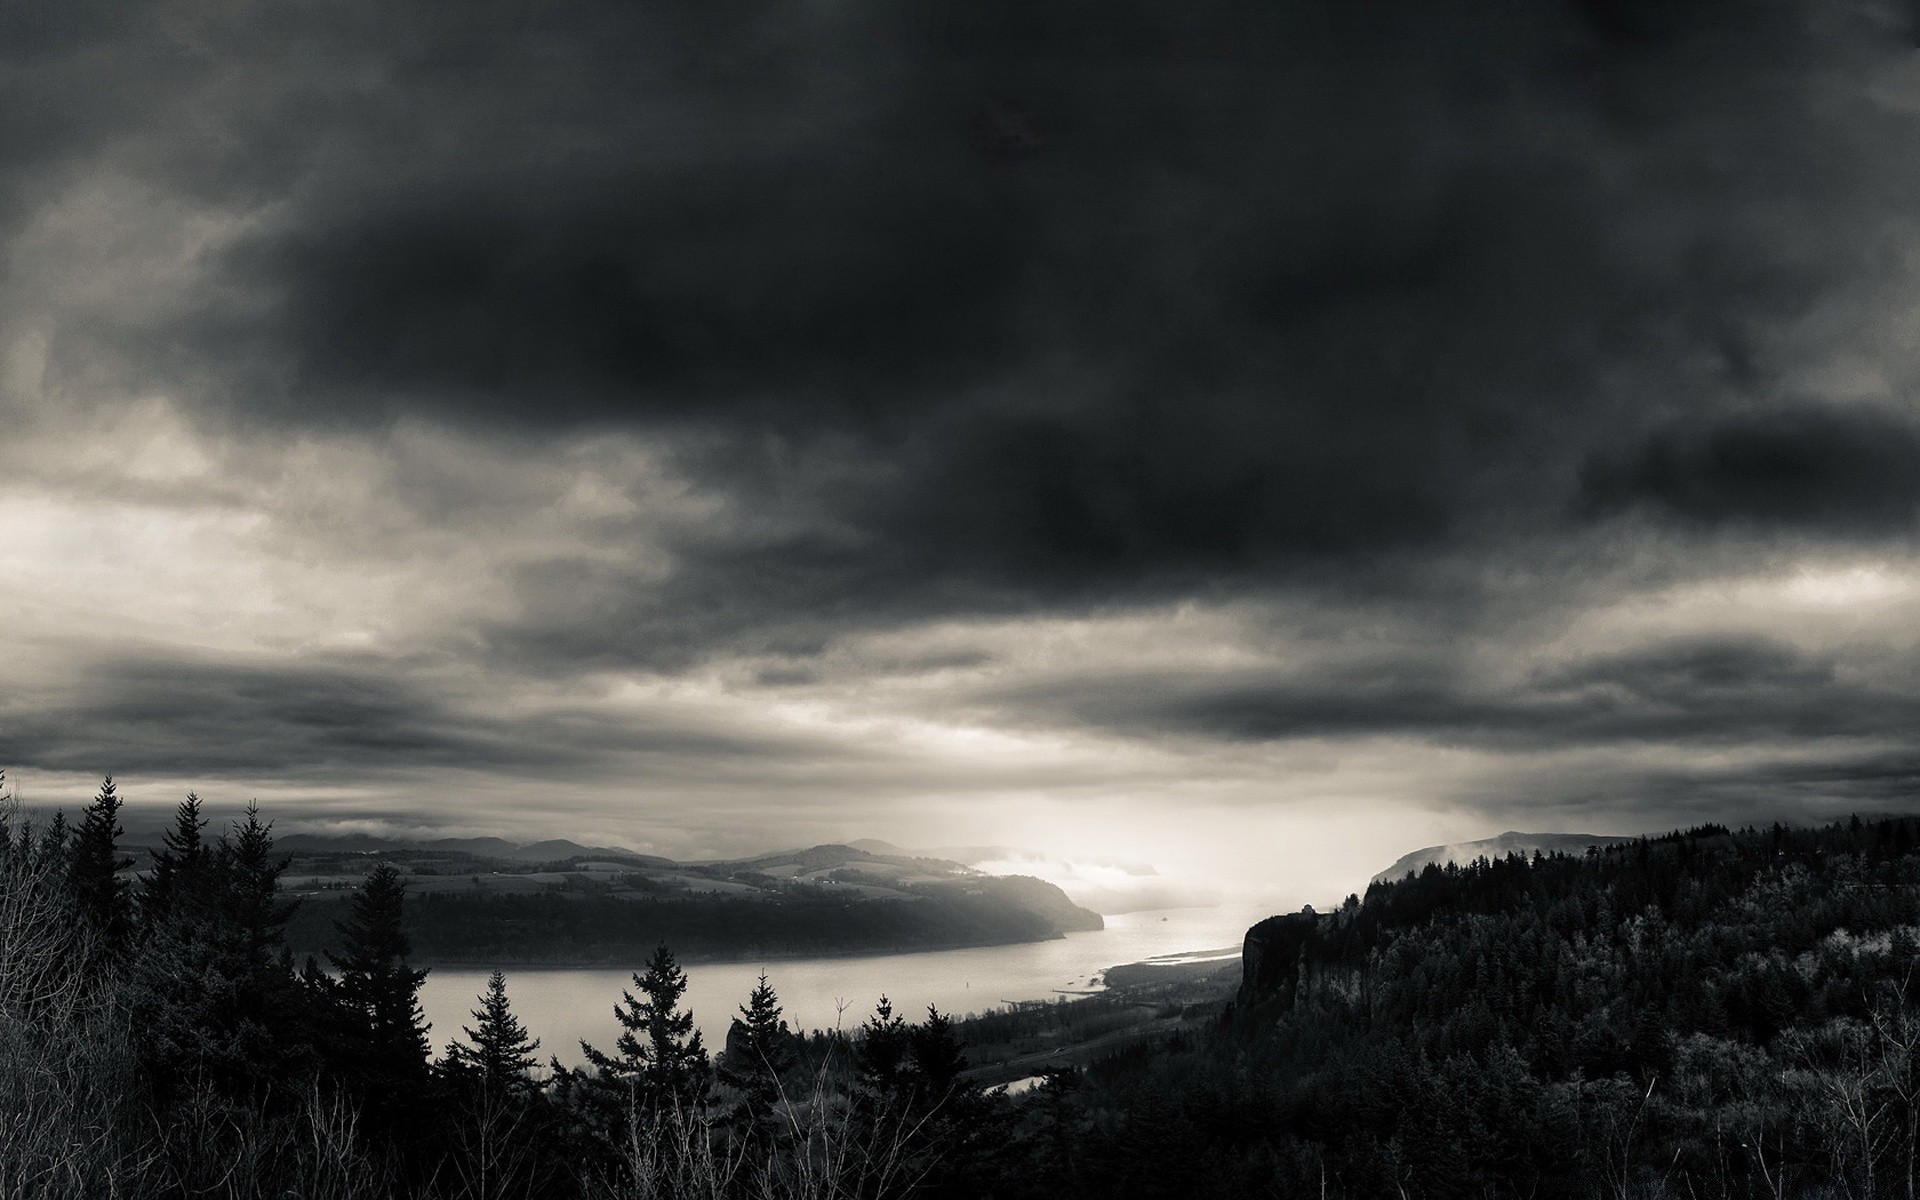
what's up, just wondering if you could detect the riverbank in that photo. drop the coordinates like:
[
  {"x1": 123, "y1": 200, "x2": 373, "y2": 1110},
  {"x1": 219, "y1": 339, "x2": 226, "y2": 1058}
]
[{"x1": 957, "y1": 949, "x2": 1243, "y2": 1090}]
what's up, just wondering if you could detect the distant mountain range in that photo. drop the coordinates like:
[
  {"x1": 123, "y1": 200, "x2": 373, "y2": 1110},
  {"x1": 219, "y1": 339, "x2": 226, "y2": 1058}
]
[
  {"x1": 1371, "y1": 831, "x2": 1633, "y2": 886},
  {"x1": 272, "y1": 832, "x2": 674, "y2": 865},
  {"x1": 265, "y1": 833, "x2": 1102, "y2": 964}
]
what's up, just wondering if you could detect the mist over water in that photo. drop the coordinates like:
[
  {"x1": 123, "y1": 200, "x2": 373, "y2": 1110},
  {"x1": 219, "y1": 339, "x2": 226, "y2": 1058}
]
[{"x1": 420, "y1": 905, "x2": 1272, "y2": 1066}]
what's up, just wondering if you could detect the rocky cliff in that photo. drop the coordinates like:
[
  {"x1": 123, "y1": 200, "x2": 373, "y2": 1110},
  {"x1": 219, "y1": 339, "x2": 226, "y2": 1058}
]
[{"x1": 1234, "y1": 910, "x2": 1323, "y2": 1015}]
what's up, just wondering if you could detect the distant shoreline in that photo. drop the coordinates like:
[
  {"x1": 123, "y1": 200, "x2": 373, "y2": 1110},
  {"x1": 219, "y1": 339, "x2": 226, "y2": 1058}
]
[
  {"x1": 404, "y1": 929, "x2": 1079, "y2": 972},
  {"x1": 1101, "y1": 952, "x2": 1242, "y2": 990}
]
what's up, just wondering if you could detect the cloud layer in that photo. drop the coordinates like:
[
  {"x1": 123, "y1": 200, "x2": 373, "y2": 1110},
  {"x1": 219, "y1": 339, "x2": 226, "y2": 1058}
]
[{"x1": 3, "y1": 0, "x2": 1920, "y2": 899}]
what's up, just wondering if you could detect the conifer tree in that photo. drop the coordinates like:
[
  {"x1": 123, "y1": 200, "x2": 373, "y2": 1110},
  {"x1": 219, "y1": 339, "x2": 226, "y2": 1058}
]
[
  {"x1": 719, "y1": 971, "x2": 795, "y2": 1109},
  {"x1": 911, "y1": 1004, "x2": 968, "y2": 1097},
  {"x1": 37, "y1": 809, "x2": 68, "y2": 867},
  {"x1": 69, "y1": 775, "x2": 131, "y2": 953},
  {"x1": 856, "y1": 994, "x2": 912, "y2": 1099},
  {"x1": 910, "y1": 1004, "x2": 1003, "y2": 1191},
  {"x1": 130, "y1": 798, "x2": 310, "y2": 1102},
  {"x1": 217, "y1": 804, "x2": 309, "y2": 1085},
  {"x1": 581, "y1": 942, "x2": 708, "y2": 1107},
  {"x1": 140, "y1": 791, "x2": 210, "y2": 928},
  {"x1": 328, "y1": 862, "x2": 431, "y2": 1101},
  {"x1": 221, "y1": 802, "x2": 298, "y2": 964},
  {"x1": 447, "y1": 970, "x2": 541, "y2": 1094}
]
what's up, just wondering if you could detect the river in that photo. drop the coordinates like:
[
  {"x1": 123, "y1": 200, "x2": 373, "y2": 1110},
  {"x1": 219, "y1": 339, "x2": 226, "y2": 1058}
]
[{"x1": 418, "y1": 904, "x2": 1270, "y2": 1066}]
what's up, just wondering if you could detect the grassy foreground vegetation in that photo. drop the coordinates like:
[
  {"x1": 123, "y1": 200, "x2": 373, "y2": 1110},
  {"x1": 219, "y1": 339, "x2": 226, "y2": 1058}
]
[{"x1": 13, "y1": 768, "x2": 1920, "y2": 1197}]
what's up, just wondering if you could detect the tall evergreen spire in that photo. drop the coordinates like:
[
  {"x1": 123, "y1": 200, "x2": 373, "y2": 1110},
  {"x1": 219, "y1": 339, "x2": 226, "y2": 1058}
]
[
  {"x1": 719, "y1": 971, "x2": 795, "y2": 1109},
  {"x1": 329, "y1": 861, "x2": 431, "y2": 1088},
  {"x1": 447, "y1": 970, "x2": 541, "y2": 1094},
  {"x1": 581, "y1": 942, "x2": 709, "y2": 1106},
  {"x1": 141, "y1": 791, "x2": 210, "y2": 927},
  {"x1": 69, "y1": 775, "x2": 131, "y2": 953},
  {"x1": 222, "y1": 801, "x2": 296, "y2": 961}
]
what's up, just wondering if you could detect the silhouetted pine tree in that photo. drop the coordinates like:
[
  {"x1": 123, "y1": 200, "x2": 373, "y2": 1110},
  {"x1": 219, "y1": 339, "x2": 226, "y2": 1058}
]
[
  {"x1": 718, "y1": 971, "x2": 795, "y2": 1113},
  {"x1": 446, "y1": 970, "x2": 541, "y2": 1094},
  {"x1": 912, "y1": 1005, "x2": 1012, "y2": 1200},
  {"x1": 140, "y1": 791, "x2": 210, "y2": 928},
  {"x1": 856, "y1": 994, "x2": 912, "y2": 1100},
  {"x1": 36, "y1": 809, "x2": 68, "y2": 866},
  {"x1": 440, "y1": 971, "x2": 570, "y2": 1200},
  {"x1": 130, "y1": 799, "x2": 312, "y2": 1102},
  {"x1": 912, "y1": 1005, "x2": 968, "y2": 1097},
  {"x1": 68, "y1": 775, "x2": 131, "y2": 954},
  {"x1": 219, "y1": 804, "x2": 310, "y2": 1090},
  {"x1": 220, "y1": 803, "x2": 298, "y2": 968},
  {"x1": 581, "y1": 942, "x2": 709, "y2": 1108},
  {"x1": 327, "y1": 862, "x2": 431, "y2": 1113}
]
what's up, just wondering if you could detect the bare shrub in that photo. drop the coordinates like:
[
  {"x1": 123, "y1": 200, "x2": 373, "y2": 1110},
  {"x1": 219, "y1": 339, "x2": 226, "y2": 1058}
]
[{"x1": 0, "y1": 797, "x2": 146, "y2": 1199}]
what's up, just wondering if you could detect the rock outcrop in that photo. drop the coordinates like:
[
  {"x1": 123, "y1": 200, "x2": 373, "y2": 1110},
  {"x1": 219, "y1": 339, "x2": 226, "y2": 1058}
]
[{"x1": 1234, "y1": 910, "x2": 1323, "y2": 1016}]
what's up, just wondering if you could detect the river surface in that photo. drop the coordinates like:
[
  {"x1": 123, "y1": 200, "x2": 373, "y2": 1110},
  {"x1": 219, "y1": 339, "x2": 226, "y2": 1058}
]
[{"x1": 418, "y1": 905, "x2": 1269, "y2": 1066}]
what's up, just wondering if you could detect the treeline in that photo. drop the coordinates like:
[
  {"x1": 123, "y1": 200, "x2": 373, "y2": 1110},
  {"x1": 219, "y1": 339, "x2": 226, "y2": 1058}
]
[{"x1": 0, "y1": 775, "x2": 1020, "y2": 1199}]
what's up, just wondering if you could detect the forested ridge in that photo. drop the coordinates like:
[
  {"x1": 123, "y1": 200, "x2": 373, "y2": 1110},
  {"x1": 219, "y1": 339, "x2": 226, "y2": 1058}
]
[
  {"x1": 1090, "y1": 815, "x2": 1920, "y2": 1197},
  {"x1": 11, "y1": 769, "x2": 1920, "y2": 1197}
]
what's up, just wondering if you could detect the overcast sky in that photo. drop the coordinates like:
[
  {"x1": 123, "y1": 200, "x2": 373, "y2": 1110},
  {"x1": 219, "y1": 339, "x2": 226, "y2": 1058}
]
[{"x1": 4, "y1": 0, "x2": 1920, "y2": 905}]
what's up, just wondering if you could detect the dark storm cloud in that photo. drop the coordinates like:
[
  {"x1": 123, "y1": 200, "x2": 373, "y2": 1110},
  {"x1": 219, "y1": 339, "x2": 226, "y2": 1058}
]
[
  {"x1": 45, "y1": 0, "x2": 1871, "y2": 600},
  {"x1": 1500, "y1": 749, "x2": 1920, "y2": 825},
  {"x1": 992, "y1": 636, "x2": 1920, "y2": 752},
  {"x1": 83, "y1": 0, "x2": 1034, "y2": 427},
  {"x1": 241, "y1": 175, "x2": 1024, "y2": 422},
  {"x1": 0, "y1": 5, "x2": 143, "y2": 219},
  {"x1": 7, "y1": 0, "x2": 1920, "y2": 853},
  {"x1": 0, "y1": 651, "x2": 799, "y2": 778},
  {"x1": 1580, "y1": 406, "x2": 1920, "y2": 533}
]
